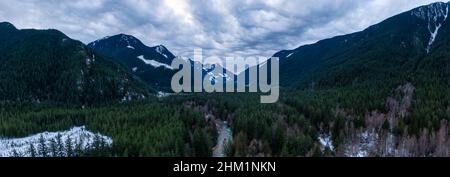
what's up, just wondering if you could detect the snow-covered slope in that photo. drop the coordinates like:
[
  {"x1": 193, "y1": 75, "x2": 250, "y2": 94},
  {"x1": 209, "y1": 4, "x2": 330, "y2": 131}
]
[
  {"x1": 137, "y1": 55, "x2": 174, "y2": 70},
  {"x1": 155, "y1": 45, "x2": 169, "y2": 58},
  {"x1": 88, "y1": 34, "x2": 177, "y2": 91},
  {"x1": 0, "y1": 126, "x2": 112, "y2": 157},
  {"x1": 411, "y1": 2, "x2": 449, "y2": 53}
]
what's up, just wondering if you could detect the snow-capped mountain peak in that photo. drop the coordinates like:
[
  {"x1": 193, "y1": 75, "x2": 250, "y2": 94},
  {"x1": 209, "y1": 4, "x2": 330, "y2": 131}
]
[
  {"x1": 89, "y1": 34, "x2": 141, "y2": 50},
  {"x1": 155, "y1": 45, "x2": 169, "y2": 58},
  {"x1": 120, "y1": 34, "x2": 137, "y2": 49},
  {"x1": 411, "y1": 2, "x2": 449, "y2": 53},
  {"x1": 411, "y1": 2, "x2": 449, "y2": 20}
]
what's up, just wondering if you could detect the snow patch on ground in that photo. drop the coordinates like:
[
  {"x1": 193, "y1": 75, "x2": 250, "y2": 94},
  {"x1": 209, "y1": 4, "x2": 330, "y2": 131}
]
[
  {"x1": 344, "y1": 130, "x2": 379, "y2": 157},
  {"x1": 411, "y1": 2, "x2": 449, "y2": 53},
  {"x1": 155, "y1": 45, "x2": 168, "y2": 58},
  {"x1": 121, "y1": 91, "x2": 141, "y2": 102},
  {"x1": 121, "y1": 35, "x2": 137, "y2": 50},
  {"x1": 318, "y1": 133, "x2": 334, "y2": 151},
  {"x1": 157, "y1": 91, "x2": 172, "y2": 98},
  {"x1": 286, "y1": 52, "x2": 294, "y2": 58},
  {"x1": 426, "y1": 13, "x2": 447, "y2": 53},
  {"x1": 204, "y1": 65, "x2": 232, "y2": 83},
  {"x1": 0, "y1": 126, "x2": 112, "y2": 157},
  {"x1": 137, "y1": 55, "x2": 173, "y2": 70},
  {"x1": 207, "y1": 72, "x2": 231, "y2": 83}
]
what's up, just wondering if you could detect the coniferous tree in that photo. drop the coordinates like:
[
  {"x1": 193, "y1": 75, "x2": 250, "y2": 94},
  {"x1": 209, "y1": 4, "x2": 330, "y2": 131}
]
[
  {"x1": 38, "y1": 134, "x2": 48, "y2": 157},
  {"x1": 28, "y1": 143, "x2": 36, "y2": 157},
  {"x1": 65, "y1": 136, "x2": 73, "y2": 157},
  {"x1": 92, "y1": 134, "x2": 101, "y2": 151},
  {"x1": 49, "y1": 138, "x2": 58, "y2": 157},
  {"x1": 382, "y1": 119, "x2": 390, "y2": 131},
  {"x1": 56, "y1": 133, "x2": 64, "y2": 157},
  {"x1": 192, "y1": 129, "x2": 211, "y2": 157},
  {"x1": 11, "y1": 149, "x2": 20, "y2": 157},
  {"x1": 75, "y1": 137, "x2": 84, "y2": 156}
]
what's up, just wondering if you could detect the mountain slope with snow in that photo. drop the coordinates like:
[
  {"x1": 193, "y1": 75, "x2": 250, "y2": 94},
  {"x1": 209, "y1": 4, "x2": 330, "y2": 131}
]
[
  {"x1": 411, "y1": 2, "x2": 449, "y2": 53},
  {"x1": 260, "y1": 2, "x2": 450, "y2": 88},
  {"x1": 88, "y1": 34, "x2": 177, "y2": 91},
  {"x1": 89, "y1": 34, "x2": 235, "y2": 92},
  {"x1": 0, "y1": 126, "x2": 112, "y2": 157}
]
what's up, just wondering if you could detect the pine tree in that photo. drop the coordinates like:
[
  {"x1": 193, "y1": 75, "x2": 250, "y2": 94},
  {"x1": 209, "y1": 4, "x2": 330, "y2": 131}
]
[
  {"x1": 65, "y1": 136, "x2": 73, "y2": 157},
  {"x1": 28, "y1": 143, "x2": 36, "y2": 157},
  {"x1": 38, "y1": 134, "x2": 48, "y2": 157},
  {"x1": 56, "y1": 133, "x2": 64, "y2": 157},
  {"x1": 98, "y1": 137, "x2": 108, "y2": 156},
  {"x1": 382, "y1": 119, "x2": 390, "y2": 130},
  {"x1": 75, "y1": 137, "x2": 84, "y2": 156},
  {"x1": 11, "y1": 149, "x2": 20, "y2": 157},
  {"x1": 192, "y1": 129, "x2": 211, "y2": 157},
  {"x1": 122, "y1": 148, "x2": 129, "y2": 157},
  {"x1": 49, "y1": 138, "x2": 58, "y2": 157}
]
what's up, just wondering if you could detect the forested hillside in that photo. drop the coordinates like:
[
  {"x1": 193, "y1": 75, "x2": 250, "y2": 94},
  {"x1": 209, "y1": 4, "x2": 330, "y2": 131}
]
[
  {"x1": 231, "y1": 2, "x2": 450, "y2": 156},
  {"x1": 0, "y1": 22, "x2": 151, "y2": 105}
]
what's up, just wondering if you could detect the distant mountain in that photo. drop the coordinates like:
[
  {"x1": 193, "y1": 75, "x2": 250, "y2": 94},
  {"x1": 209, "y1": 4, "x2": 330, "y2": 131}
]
[
  {"x1": 0, "y1": 22, "x2": 151, "y2": 104},
  {"x1": 88, "y1": 34, "x2": 177, "y2": 91},
  {"x1": 254, "y1": 2, "x2": 450, "y2": 89},
  {"x1": 88, "y1": 34, "x2": 234, "y2": 92}
]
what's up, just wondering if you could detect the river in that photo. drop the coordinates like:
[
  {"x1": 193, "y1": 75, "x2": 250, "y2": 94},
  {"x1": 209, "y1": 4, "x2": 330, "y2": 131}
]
[{"x1": 212, "y1": 120, "x2": 233, "y2": 157}]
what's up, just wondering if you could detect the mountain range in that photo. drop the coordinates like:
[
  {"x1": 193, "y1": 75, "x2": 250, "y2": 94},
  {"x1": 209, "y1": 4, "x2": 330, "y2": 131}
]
[
  {"x1": 1, "y1": 1, "x2": 450, "y2": 157},
  {"x1": 88, "y1": 34, "x2": 233, "y2": 92},
  {"x1": 1, "y1": 2, "x2": 450, "y2": 103}
]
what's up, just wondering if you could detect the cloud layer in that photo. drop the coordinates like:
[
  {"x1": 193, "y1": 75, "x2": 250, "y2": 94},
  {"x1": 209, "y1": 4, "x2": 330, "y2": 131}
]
[{"x1": 0, "y1": 0, "x2": 443, "y2": 58}]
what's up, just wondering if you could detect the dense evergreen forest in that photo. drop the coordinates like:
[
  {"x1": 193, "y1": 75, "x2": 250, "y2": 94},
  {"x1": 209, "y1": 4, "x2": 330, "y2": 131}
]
[
  {"x1": 2, "y1": 2, "x2": 450, "y2": 157},
  {"x1": 0, "y1": 100, "x2": 217, "y2": 157},
  {"x1": 2, "y1": 72, "x2": 449, "y2": 157}
]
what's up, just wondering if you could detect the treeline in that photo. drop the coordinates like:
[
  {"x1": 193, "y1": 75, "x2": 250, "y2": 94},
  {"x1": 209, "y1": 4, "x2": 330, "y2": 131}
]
[
  {"x1": 0, "y1": 100, "x2": 213, "y2": 157},
  {"x1": 12, "y1": 134, "x2": 110, "y2": 157}
]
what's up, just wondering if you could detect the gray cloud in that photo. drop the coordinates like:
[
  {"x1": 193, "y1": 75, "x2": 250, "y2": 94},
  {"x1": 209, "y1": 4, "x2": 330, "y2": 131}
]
[{"x1": 0, "y1": 0, "x2": 443, "y2": 59}]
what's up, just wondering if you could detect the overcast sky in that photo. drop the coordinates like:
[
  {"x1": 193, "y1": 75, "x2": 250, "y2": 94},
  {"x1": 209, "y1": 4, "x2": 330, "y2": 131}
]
[{"x1": 0, "y1": 0, "x2": 443, "y2": 59}]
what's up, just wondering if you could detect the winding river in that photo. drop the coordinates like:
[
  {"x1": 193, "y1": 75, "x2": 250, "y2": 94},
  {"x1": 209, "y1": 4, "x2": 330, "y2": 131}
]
[{"x1": 212, "y1": 120, "x2": 233, "y2": 157}]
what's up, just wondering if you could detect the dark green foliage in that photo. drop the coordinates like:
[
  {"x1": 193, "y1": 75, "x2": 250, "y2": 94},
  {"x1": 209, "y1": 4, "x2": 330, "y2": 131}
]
[
  {"x1": 56, "y1": 133, "x2": 64, "y2": 157},
  {"x1": 65, "y1": 136, "x2": 73, "y2": 157},
  {"x1": 0, "y1": 23, "x2": 151, "y2": 105},
  {"x1": 38, "y1": 135, "x2": 48, "y2": 157},
  {"x1": 192, "y1": 129, "x2": 212, "y2": 157},
  {"x1": 0, "y1": 100, "x2": 212, "y2": 157},
  {"x1": 3, "y1": 3, "x2": 450, "y2": 157},
  {"x1": 28, "y1": 143, "x2": 36, "y2": 157},
  {"x1": 49, "y1": 138, "x2": 58, "y2": 157}
]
